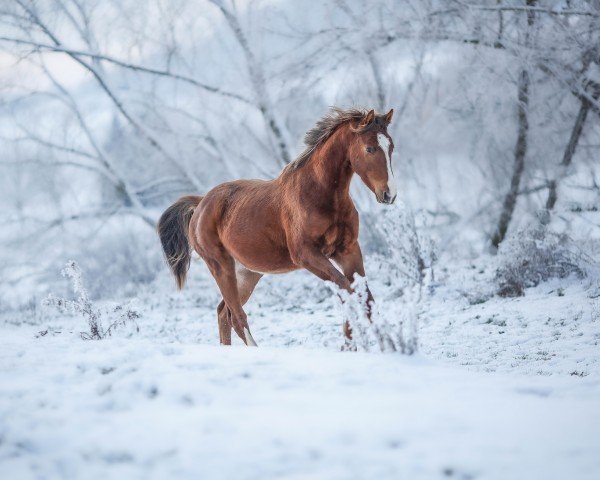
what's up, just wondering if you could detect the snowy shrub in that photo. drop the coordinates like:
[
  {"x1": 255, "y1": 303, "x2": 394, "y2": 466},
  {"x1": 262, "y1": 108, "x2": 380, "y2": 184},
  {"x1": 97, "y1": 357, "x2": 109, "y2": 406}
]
[
  {"x1": 495, "y1": 215, "x2": 587, "y2": 297},
  {"x1": 338, "y1": 276, "x2": 418, "y2": 354},
  {"x1": 44, "y1": 261, "x2": 140, "y2": 339},
  {"x1": 373, "y1": 202, "x2": 436, "y2": 294},
  {"x1": 336, "y1": 202, "x2": 434, "y2": 354}
]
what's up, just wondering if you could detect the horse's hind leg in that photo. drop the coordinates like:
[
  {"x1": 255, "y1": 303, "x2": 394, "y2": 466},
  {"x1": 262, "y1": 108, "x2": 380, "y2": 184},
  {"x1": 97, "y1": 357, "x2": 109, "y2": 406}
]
[
  {"x1": 203, "y1": 246, "x2": 258, "y2": 345},
  {"x1": 217, "y1": 300, "x2": 232, "y2": 345},
  {"x1": 234, "y1": 268, "x2": 262, "y2": 346},
  {"x1": 217, "y1": 268, "x2": 262, "y2": 346}
]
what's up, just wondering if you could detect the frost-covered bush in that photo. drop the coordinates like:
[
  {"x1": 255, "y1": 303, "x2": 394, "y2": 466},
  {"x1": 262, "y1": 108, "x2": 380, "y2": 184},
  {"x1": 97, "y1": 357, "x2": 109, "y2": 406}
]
[
  {"x1": 372, "y1": 202, "x2": 436, "y2": 294},
  {"x1": 495, "y1": 215, "x2": 587, "y2": 297},
  {"x1": 336, "y1": 203, "x2": 434, "y2": 354},
  {"x1": 44, "y1": 261, "x2": 140, "y2": 339},
  {"x1": 337, "y1": 276, "x2": 418, "y2": 354}
]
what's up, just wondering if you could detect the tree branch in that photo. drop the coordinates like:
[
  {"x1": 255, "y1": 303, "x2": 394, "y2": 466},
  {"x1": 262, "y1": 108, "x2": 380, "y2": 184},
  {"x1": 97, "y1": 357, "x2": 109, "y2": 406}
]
[
  {"x1": 12, "y1": 0, "x2": 203, "y2": 190},
  {"x1": 0, "y1": 35, "x2": 253, "y2": 105},
  {"x1": 453, "y1": 1, "x2": 598, "y2": 18}
]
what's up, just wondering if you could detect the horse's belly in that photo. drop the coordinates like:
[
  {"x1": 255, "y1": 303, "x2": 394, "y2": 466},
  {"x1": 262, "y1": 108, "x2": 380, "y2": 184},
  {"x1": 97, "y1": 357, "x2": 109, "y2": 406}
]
[
  {"x1": 221, "y1": 220, "x2": 296, "y2": 274},
  {"x1": 229, "y1": 241, "x2": 296, "y2": 274}
]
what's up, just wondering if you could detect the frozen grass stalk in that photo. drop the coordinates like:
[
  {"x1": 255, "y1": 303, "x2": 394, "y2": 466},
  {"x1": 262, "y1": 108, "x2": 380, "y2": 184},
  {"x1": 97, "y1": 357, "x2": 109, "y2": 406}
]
[{"x1": 43, "y1": 261, "x2": 140, "y2": 339}]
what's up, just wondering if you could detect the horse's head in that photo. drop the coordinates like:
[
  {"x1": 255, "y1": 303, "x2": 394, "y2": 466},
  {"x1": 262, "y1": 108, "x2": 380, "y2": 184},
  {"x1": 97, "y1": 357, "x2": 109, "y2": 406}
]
[{"x1": 348, "y1": 109, "x2": 396, "y2": 204}]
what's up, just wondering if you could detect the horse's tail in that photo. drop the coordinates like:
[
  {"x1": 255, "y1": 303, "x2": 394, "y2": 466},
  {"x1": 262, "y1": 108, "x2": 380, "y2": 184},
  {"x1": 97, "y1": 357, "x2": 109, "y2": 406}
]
[{"x1": 157, "y1": 195, "x2": 203, "y2": 290}]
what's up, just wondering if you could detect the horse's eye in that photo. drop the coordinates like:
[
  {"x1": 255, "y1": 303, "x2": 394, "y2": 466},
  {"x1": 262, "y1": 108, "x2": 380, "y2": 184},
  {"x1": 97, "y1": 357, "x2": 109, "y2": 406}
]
[{"x1": 366, "y1": 146, "x2": 376, "y2": 154}]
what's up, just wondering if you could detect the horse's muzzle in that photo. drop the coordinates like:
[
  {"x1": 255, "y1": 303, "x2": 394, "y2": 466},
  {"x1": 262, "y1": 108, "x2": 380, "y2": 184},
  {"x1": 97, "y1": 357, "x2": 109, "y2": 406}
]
[{"x1": 380, "y1": 190, "x2": 397, "y2": 204}]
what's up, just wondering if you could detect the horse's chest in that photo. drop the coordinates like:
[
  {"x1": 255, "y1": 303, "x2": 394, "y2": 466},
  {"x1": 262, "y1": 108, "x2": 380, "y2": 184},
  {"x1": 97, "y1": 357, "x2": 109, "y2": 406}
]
[{"x1": 321, "y1": 221, "x2": 353, "y2": 257}]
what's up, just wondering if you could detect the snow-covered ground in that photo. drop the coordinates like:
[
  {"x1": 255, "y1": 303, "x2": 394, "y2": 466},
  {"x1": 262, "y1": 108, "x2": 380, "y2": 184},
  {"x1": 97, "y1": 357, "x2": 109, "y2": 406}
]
[{"x1": 1, "y1": 257, "x2": 599, "y2": 479}]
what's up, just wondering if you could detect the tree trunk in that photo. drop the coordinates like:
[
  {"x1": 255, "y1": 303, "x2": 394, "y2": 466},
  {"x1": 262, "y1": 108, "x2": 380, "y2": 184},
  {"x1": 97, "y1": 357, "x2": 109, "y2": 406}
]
[
  {"x1": 546, "y1": 84, "x2": 599, "y2": 210},
  {"x1": 491, "y1": 1, "x2": 535, "y2": 250},
  {"x1": 491, "y1": 68, "x2": 530, "y2": 248}
]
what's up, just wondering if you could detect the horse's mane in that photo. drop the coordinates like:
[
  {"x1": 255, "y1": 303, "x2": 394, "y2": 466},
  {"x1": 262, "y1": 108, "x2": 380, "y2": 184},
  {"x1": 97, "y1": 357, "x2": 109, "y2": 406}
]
[{"x1": 287, "y1": 107, "x2": 368, "y2": 170}]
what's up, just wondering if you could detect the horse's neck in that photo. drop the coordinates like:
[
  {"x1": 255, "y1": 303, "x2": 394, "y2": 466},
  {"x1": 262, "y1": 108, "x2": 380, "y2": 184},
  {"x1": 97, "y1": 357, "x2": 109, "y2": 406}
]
[{"x1": 305, "y1": 128, "x2": 353, "y2": 201}]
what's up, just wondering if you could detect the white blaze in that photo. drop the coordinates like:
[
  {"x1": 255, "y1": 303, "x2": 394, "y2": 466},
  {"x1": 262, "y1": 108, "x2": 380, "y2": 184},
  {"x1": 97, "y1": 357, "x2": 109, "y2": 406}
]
[{"x1": 377, "y1": 133, "x2": 397, "y2": 199}]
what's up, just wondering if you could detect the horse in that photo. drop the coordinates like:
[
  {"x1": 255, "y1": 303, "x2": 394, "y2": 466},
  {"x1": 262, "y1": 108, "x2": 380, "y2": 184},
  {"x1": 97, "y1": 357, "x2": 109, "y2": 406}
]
[{"x1": 158, "y1": 107, "x2": 396, "y2": 346}]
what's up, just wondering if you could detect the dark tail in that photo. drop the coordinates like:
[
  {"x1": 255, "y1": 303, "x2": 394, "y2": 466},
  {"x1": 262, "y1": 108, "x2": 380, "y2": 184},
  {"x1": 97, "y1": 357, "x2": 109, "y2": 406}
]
[{"x1": 157, "y1": 195, "x2": 203, "y2": 289}]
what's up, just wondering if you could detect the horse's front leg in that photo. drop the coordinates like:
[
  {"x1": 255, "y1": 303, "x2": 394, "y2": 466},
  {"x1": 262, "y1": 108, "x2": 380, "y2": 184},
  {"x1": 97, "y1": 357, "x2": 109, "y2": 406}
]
[
  {"x1": 332, "y1": 242, "x2": 374, "y2": 343},
  {"x1": 332, "y1": 242, "x2": 374, "y2": 319},
  {"x1": 290, "y1": 243, "x2": 352, "y2": 293},
  {"x1": 290, "y1": 242, "x2": 368, "y2": 343}
]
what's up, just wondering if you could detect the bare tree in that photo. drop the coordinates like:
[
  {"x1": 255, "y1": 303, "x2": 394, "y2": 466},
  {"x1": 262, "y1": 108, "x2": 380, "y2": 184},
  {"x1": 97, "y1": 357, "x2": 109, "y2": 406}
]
[
  {"x1": 207, "y1": 0, "x2": 292, "y2": 166},
  {"x1": 546, "y1": 80, "x2": 600, "y2": 210},
  {"x1": 490, "y1": 1, "x2": 535, "y2": 249}
]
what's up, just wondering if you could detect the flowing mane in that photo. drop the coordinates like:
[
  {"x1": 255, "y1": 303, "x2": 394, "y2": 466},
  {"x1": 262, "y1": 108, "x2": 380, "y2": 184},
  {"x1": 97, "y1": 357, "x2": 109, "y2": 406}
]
[{"x1": 287, "y1": 108, "x2": 368, "y2": 170}]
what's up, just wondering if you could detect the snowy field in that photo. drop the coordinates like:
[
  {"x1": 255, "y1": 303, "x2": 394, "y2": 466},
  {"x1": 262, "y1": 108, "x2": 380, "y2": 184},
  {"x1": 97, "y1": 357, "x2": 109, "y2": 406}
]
[
  {"x1": 2, "y1": 0, "x2": 599, "y2": 478},
  {"x1": 1, "y1": 257, "x2": 599, "y2": 480}
]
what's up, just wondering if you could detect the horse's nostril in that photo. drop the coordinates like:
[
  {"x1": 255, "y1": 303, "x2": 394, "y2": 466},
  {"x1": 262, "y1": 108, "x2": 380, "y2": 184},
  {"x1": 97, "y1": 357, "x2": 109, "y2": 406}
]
[{"x1": 382, "y1": 191, "x2": 391, "y2": 203}]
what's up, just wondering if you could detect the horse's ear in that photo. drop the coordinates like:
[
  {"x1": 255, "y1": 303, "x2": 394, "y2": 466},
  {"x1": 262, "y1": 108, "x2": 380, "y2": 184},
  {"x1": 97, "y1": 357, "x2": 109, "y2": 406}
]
[
  {"x1": 360, "y1": 110, "x2": 375, "y2": 128},
  {"x1": 384, "y1": 109, "x2": 394, "y2": 125}
]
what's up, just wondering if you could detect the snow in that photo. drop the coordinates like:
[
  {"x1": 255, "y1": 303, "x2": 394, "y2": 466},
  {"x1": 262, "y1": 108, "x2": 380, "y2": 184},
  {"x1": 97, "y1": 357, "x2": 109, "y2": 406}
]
[
  {"x1": 1, "y1": 258, "x2": 600, "y2": 479},
  {"x1": 2, "y1": 335, "x2": 600, "y2": 480},
  {"x1": 420, "y1": 261, "x2": 600, "y2": 376}
]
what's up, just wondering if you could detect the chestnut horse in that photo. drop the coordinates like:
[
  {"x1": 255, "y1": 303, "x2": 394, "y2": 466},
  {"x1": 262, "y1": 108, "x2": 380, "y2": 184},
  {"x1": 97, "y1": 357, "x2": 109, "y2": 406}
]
[{"x1": 158, "y1": 108, "x2": 396, "y2": 346}]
